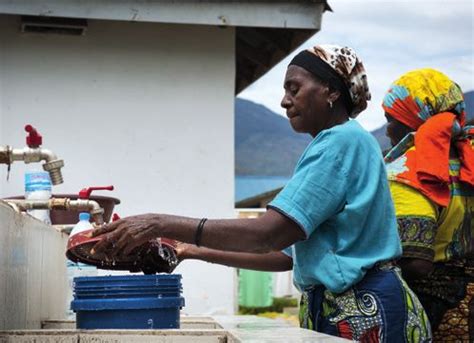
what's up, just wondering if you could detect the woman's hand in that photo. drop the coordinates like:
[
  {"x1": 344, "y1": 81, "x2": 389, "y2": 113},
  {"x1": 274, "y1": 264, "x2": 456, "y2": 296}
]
[
  {"x1": 174, "y1": 241, "x2": 198, "y2": 262},
  {"x1": 90, "y1": 213, "x2": 162, "y2": 258}
]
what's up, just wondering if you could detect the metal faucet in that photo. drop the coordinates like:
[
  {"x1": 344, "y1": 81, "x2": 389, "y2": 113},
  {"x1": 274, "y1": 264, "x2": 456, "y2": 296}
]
[
  {"x1": 4, "y1": 198, "x2": 105, "y2": 226},
  {"x1": 4, "y1": 186, "x2": 116, "y2": 226},
  {"x1": 0, "y1": 125, "x2": 65, "y2": 185}
]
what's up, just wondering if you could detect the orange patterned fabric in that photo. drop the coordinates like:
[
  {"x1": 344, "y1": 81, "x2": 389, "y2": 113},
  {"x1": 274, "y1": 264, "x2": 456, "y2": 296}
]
[
  {"x1": 394, "y1": 112, "x2": 471, "y2": 206},
  {"x1": 383, "y1": 69, "x2": 474, "y2": 207}
]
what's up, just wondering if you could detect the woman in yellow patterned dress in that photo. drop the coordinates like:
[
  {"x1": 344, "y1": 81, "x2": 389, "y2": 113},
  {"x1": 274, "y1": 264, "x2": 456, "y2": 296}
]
[{"x1": 383, "y1": 68, "x2": 474, "y2": 341}]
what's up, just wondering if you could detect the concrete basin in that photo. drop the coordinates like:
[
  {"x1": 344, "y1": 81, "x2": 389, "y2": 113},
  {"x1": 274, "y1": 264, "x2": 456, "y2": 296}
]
[{"x1": 1, "y1": 316, "x2": 349, "y2": 342}]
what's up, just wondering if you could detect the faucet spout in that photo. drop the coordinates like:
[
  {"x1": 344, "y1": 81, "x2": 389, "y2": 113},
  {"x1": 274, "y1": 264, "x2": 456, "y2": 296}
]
[
  {"x1": 0, "y1": 146, "x2": 65, "y2": 185},
  {"x1": 67, "y1": 199, "x2": 105, "y2": 226}
]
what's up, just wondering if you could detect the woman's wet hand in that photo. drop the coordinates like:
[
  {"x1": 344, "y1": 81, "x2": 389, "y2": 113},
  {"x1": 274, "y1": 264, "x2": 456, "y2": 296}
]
[
  {"x1": 174, "y1": 241, "x2": 196, "y2": 262},
  {"x1": 90, "y1": 213, "x2": 162, "y2": 258}
]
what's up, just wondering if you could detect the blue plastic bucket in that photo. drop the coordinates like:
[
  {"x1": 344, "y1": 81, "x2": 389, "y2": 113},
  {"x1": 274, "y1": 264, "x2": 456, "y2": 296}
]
[{"x1": 71, "y1": 274, "x2": 185, "y2": 329}]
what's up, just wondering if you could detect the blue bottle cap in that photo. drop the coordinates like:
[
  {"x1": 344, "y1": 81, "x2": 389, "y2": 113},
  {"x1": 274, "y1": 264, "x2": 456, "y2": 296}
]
[{"x1": 79, "y1": 212, "x2": 91, "y2": 221}]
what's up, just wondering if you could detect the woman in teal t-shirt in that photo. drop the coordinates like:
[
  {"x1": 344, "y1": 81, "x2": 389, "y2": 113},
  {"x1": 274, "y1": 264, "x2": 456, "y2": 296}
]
[{"x1": 91, "y1": 45, "x2": 431, "y2": 341}]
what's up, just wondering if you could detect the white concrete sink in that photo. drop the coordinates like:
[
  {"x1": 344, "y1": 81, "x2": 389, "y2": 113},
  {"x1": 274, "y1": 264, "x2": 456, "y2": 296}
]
[
  {"x1": 0, "y1": 316, "x2": 349, "y2": 342},
  {"x1": 40, "y1": 317, "x2": 221, "y2": 330},
  {"x1": 0, "y1": 329, "x2": 230, "y2": 343}
]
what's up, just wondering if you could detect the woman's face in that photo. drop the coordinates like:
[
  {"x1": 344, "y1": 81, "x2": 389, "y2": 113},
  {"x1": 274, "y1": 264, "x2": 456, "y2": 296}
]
[
  {"x1": 385, "y1": 113, "x2": 413, "y2": 147},
  {"x1": 281, "y1": 65, "x2": 331, "y2": 137}
]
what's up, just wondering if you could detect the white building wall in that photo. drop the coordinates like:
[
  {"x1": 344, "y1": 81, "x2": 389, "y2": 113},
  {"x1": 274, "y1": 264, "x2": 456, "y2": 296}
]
[{"x1": 0, "y1": 15, "x2": 236, "y2": 315}]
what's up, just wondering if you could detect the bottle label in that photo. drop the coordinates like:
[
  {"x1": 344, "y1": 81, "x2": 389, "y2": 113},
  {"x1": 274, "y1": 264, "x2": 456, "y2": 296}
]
[{"x1": 25, "y1": 171, "x2": 52, "y2": 192}]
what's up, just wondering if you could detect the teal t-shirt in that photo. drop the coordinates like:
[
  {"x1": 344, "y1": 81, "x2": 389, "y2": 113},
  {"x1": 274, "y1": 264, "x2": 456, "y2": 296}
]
[{"x1": 268, "y1": 120, "x2": 401, "y2": 293}]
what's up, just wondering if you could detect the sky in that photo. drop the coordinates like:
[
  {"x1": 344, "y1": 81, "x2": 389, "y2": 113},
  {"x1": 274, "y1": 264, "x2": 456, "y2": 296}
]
[{"x1": 238, "y1": 0, "x2": 474, "y2": 131}]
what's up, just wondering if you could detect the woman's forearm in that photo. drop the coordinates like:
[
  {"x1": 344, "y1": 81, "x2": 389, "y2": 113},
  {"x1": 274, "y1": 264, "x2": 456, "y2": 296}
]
[
  {"x1": 182, "y1": 246, "x2": 293, "y2": 272},
  {"x1": 158, "y1": 210, "x2": 304, "y2": 254},
  {"x1": 90, "y1": 210, "x2": 305, "y2": 258},
  {"x1": 398, "y1": 257, "x2": 434, "y2": 281}
]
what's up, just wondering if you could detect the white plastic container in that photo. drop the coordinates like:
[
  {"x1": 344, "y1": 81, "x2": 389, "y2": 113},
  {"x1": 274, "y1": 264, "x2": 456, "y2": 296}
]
[
  {"x1": 24, "y1": 170, "x2": 52, "y2": 224},
  {"x1": 66, "y1": 212, "x2": 98, "y2": 319},
  {"x1": 70, "y1": 212, "x2": 93, "y2": 236}
]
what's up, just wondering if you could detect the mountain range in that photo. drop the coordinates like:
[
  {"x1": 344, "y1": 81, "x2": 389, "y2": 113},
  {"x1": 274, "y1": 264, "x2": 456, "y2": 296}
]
[{"x1": 235, "y1": 91, "x2": 474, "y2": 177}]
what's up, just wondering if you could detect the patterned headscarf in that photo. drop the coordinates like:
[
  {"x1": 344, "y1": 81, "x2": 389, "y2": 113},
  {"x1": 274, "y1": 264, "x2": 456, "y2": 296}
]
[
  {"x1": 383, "y1": 68, "x2": 466, "y2": 129},
  {"x1": 383, "y1": 68, "x2": 474, "y2": 207},
  {"x1": 289, "y1": 44, "x2": 371, "y2": 118}
]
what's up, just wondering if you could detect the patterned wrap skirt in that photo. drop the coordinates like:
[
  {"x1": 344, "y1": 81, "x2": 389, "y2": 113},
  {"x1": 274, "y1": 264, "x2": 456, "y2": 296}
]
[{"x1": 298, "y1": 263, "x2": 432, "y2": 342}]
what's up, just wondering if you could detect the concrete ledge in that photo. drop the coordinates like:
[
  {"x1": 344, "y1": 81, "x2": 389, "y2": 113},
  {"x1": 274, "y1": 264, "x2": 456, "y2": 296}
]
[
  {"x1": 0, "y1": 329, "x2": 230, "y2": 343},
  {"x1": 213, "y1": 315, "x2": 349, "y2": 342},
  {"x1": 41, "y1": 317, "x2": 221, "y2": 330},
  {"x1": 14, "y1": 316, "x2": 350, "y2": 342}
]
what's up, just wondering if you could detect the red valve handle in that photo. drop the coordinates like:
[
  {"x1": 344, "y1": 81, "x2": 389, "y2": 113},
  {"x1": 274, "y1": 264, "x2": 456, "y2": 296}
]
[
  {"x1": 112, "y1": 213, "x2": 121, "y2": 222},
  {"x1": 78, "y1": 185, "x2": 114, "y2": 199},
  {"x1": 24, "y1": 124, "x2": 43, "y2": 148}
]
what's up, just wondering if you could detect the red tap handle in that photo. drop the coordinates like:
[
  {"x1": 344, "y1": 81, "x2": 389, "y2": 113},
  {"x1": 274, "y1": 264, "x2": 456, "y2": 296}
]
[
  {"x1": 78, "y1": 185, "x2": 114, "y2": 199},
  {"x1": 25, "y1": 124, "x2": 42, "y2": 148}
]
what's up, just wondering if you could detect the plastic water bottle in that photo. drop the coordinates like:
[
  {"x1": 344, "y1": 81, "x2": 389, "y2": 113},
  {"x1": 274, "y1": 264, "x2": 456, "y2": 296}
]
[
  {"x1": 66, "y1": 212, "x2": 98, "y2": 319},
  {"x1": 24, "y1": 170, "x2": 52, "y2": 224},
  {"x1": 70, "y1": 212, "x2": 93, "y2": 236}
]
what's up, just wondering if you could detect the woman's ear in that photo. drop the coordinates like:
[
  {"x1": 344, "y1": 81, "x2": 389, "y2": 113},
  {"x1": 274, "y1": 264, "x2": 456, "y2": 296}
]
[{"x1": 327, "y1": 89, "x2": 341, "y2": 104}]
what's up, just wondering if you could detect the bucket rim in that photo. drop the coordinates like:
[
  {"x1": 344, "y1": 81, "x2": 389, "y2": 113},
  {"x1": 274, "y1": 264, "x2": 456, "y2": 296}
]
[{"x1": 71, "y1": 296, "x2": 185, "y2": 311}]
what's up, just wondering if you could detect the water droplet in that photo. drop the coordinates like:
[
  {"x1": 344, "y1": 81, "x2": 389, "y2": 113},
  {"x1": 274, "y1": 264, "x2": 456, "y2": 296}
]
[
  {"x1": 147, "y1": 319, "x2": 154, "y2": 328},
  {"x1": 157, "y1": 241, "x2": 165, "y2": 259}
]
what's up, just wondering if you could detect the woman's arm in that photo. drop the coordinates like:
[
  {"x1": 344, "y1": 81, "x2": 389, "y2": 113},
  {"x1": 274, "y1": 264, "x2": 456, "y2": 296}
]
[
  {"x1": 159, "y1": 209, "x2": 305, "y2": 253},
  {"x1": 398, "y1": 258, "x2": 433, "y2": 281},
  {"x1": 388, "y1": 181, "x2": 438, "y2": 282},
  {"x1": 176, "y1": 242, "x2": 293, "y2": 272},
  {"x1": 91, "y1": 209, "x2": 305, "y2": 258}
]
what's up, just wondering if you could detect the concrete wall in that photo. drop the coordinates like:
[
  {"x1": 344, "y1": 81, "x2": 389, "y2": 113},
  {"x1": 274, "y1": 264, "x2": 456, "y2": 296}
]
[
  {"x1": 0, "y1": 202, "x2": 69, "y2": 329},
  {"x1": 0, "y1": 15, "x2": 236, "y2": 315}
]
